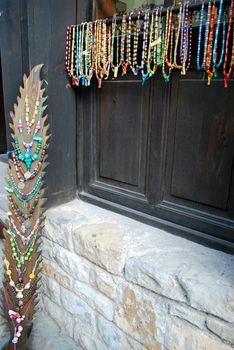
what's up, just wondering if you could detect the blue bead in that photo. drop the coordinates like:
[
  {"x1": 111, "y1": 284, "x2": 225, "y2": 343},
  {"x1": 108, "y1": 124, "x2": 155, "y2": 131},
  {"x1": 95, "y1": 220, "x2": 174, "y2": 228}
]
[{"x1": 24, "y1": 150, "x2": 31, "y2": 159}]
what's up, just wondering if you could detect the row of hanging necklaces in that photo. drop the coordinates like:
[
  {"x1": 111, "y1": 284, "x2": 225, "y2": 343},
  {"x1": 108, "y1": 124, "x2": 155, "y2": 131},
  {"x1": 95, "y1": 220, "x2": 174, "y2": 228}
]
[{"x1": 66, "y1": 0, "x2": 234, "y2": 88}]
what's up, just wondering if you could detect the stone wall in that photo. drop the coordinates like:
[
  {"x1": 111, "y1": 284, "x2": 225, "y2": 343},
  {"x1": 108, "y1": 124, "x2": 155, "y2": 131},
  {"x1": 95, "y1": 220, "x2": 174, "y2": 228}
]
[{"x1": 39, "y1": 200, "x2": 234, "y2": 350}]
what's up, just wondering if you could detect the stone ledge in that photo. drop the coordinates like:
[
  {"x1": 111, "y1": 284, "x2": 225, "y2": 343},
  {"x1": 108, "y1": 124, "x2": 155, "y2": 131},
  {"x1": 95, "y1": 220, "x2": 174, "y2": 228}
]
[{"x1": 44, "y1": 199, "x2": 234, "y2": 324}]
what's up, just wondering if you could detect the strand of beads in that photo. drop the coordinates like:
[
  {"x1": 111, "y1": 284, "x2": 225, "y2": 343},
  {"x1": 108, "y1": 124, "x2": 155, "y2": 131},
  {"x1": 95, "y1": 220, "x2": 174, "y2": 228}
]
[
  {"x1": 162, "y1": 7, "x2": 173, "y2": 82},
  {"x1": 65, "y1": 26, "x2": 72, "y2": 76},
  {"x1": 155, "y1": 9, "x2": 164, "y2": 67},
  {"x1": 173, "y1": 4, "x2": 182, "y2": 70},
  {"x1": 113, "y1": 22, "x2": 121, "y2": 78},
  {"x1": 110, "y1": 18, "x2": 116, "y2": 75},
  {"x1": 7, "y1": 174, "x2": 42, "y2": 197},
  {"x1": 205, "y1": 1, "x2": 216, "y2": 85},
  {"x1": 14, "y1": 135, "x2": 43, "y2": 171},
  {"x1": 8, "y1": 195, "x2": 39, "y2": 226},
  {"x1": 141, "y1": 11, "x2": 150, "y2": 84},
  {"x1": 126, "y1": 13, "x2": 132, "y2": 73},
  {"x1": 8, "y1": 217, "x2": 40, "y2": 244},
  {"x1": 6, "y1": 176, "x2": 41, "y2": 206},
  {"x1": 223, "y1": 0, "x2": 234, "y2": 88},
  {"x1": 131, "y1": 13, "x2": 140, "y2": 75},
  {"x1": 105, "y1": 26, "x2": 111, "y2": 79},
  {"x1": 197, "y1": 2, "x2": 205, "y2": 70},
  {"x1": 147, "y1": 11, "x2": 157, "y2": 78},
  {"x1": 213, "y1": 11, "x2": 226, "y2": 77},
  {"x1": 212, "y1": 0, "x2": 224, "y2": 78},
  {"x1": 10, "y1": 235, "x2": 37, "y2": 270},
  {"x1": 120, "y1": 14, "x2": 127, "y2": 75},
  {"x1": 5, "y1": 258, "x2": 37, "y2": 300},
  {"x1": 202, "y1": 1, "x2": 212, "y2": 76}
]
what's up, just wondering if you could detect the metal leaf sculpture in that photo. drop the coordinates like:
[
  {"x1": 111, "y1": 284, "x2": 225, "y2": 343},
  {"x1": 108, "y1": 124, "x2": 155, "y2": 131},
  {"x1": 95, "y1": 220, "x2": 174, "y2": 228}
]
[{"x1": 1, "y1": 65, "x2": 49, "y2": 350}]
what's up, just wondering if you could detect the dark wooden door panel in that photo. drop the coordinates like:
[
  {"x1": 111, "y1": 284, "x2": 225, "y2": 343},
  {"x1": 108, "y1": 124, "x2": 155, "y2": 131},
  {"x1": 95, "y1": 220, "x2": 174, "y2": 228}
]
[
  {"x1": 171, "y1": 78, "x2": 234, "y2": 210},
  {"x1": 97, "y1": 79, "x2": 151, "y2": 194},
  {"x1": 80, "y1": 63, "x2": 234, "y2": 249}
]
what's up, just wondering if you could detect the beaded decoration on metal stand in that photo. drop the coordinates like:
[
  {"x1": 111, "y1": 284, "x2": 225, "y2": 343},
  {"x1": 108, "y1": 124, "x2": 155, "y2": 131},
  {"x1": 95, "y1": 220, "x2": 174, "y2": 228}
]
[{"x1": 1, "y1": 65, "x2": 49, "y2": 350}]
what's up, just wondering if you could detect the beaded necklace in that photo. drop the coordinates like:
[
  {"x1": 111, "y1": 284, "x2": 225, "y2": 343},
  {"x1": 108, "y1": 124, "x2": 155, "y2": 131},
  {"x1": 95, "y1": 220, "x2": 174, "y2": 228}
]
[
  {"x1": 212, "y1": 0, "x2": 224, "y2": 78},
  {"x1": 16, "y1": 92, "x2": 44, "y2": 170},
  {"x1": 125, "y1": 13, "x2": 132, "y2": 74},
  {"x1": 205, "y1": 2, "x2": 216, "y2": 85},
  {"x1": 120, "y1": 15, "x2": 127, "y2": 75},
  {"x1": 70, "y1": 25, "x2": 75, "y2": 78},
  {"x1": 113, "y1": 23, "x2": 121, "y2": 78},
  {"x1": 165, "y1": 7, "x2": 174, "y2": 70},
  {"x1": 101, "y1": 20, "x2": 108, "y2": 78},
  {"x1": 131, "y1": 13, "x2": 140, "y2": 75},
  {"x1": 152, "y1": 8, "x2": 159, "y2": 66},
  {"x1": 95, "y1": 20, "x2": 104, "y2": 88},
  {"x1": 141, "y1": 11, "x2": 150, "y2": 84},
  {"x1": 9, "y1": 194, "x2": 39, "y2": 226},
  {"x1": 213, "y1": 11, "x2": 226, "y2": 77},
  {"x1": 4, "y1": 287, "x2": 36, "y2": 345},
  {"x1": 75, "y1": 25, "x2": 79, "y2": 83},
  {"x1": 24, "y1": 84, "x2": 41, "y2": 134},
  {"x1": 8, "y1": 217, "x2": 40, "y2": 245},
  {"x1": 110, "y1": 18, "x2": 117, "y2": 74},
  {"x1": 197, "y1": 2, "x2": 205, "y2": 70},
  {"x1": 156, "y1": 8, "x2": 164, "y2": 67},
  {"x1": 65, "y1": 26, "x2": 72, "y2": 76},
  {"x1": 6, "y1": 176, "x2": 41, "y2": 206},
  {"x1": 12, "y1": 144, "x2": 47, "y2": 182},
  {"x1": 84, "y1": 22, "x2": 94, "y2": 86},
  {"x1": 105, "y1": 27, "x2": 112, "y2": 79},
  {"x1": 223, "y1": 0, "x2": 234, "y2": 88},
  {"x1": 5, "y1": 258, "x2": 37, "y2": 300},
  {"x1": 202, "y1": 1, "x2": 212, "y2": 72},
  {"x1": 162, "y1": 8, "x2": 173, "y2": 82},
  {"x1": 147, "y1": 11, "x2": 157, "y2": 78},
  {"x1": 76, "y1": 24, "x2": 81, "y2": 83},
  {"x1": 173, "y1": 4, "x2": 183, "y2": 70},
  {"x1": 180, "y1": 3, "x2": 191, "y2": 75},
  {"x1": 9, "y1": 234, "x2": 37, "y2": 270},
  {"x1": 78, "y1": 23, "x2": 85, "y2": 85}
]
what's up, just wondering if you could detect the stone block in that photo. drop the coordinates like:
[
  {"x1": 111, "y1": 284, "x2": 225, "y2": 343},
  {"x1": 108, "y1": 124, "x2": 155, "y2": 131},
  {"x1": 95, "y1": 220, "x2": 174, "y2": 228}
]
[
  {"x1": 41, "y1": 275, "x2": 61, "y2": 305},
  {"x1": 164, "y1": 316, "x2": 233, "y2": 350},
  {"x1": 74, "y1": 332, "x2": 106, "y2": 350},
  {"x1": 28, "y1": 311, "x2": 81, "y2": 350},
  {"x1": 125, "y1": 246, "x2": 234, "y2": 322},
  {"x1": 61, "y1": 287, "x2": 97, "y2": 334},
  {"x1": 168, "y1": 302, "x2": 205, "y2": 329},
  {"x1": 44, "y1": 218, "x2": 72, "y2": 251},
  {"x1": 114, "y1": 285, "x2": 162, "y2": 349},
  {"x1": 98, "y1": 314, "x2": 149, "y2": 350},
  {"x1": 43, "y1": 295, "x2": 74, "y2": 338},
  {"x1": 45, "y1": 202, "x2": 88, "y2": 252},
  {"x1": 89, "y1": 266, "x2": 117, "y2": 300},
  {"x1": 206, "y1": 316, "x2": 234, "y2": 345},
  {"x1": 73, "y1": 280, "x2": 114, "y2": 321},
  {"x1": 74, "y1": 223, "x2": 126, "y2": 275},
  {"x1": 42, "y1": 258, "x2": 74, "y2": 290},
  {"x1": 43, "y1": 238, "x2": 90, "y2": 283}
]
